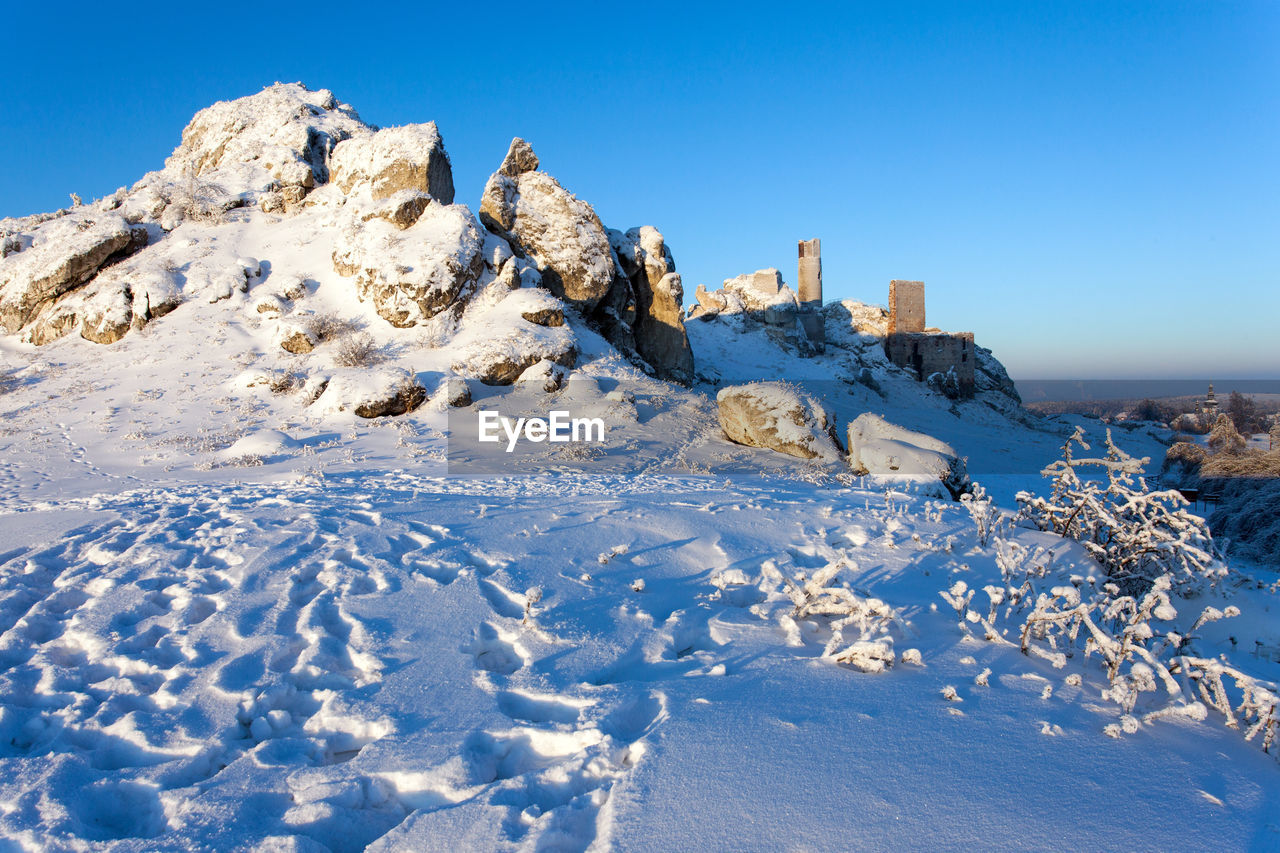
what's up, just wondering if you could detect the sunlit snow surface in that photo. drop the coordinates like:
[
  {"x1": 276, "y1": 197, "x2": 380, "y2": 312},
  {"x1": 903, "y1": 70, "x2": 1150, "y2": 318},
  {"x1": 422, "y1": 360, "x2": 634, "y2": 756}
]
[{"x1": 0, "y1": 469, "x2": 1276, "y2": 851}]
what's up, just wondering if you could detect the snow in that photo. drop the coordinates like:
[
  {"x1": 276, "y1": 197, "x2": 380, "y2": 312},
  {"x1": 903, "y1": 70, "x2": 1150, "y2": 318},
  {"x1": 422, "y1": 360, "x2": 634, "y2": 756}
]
[{"x1": 1, "y1": 474, "x2": 1274, "y2": 850}]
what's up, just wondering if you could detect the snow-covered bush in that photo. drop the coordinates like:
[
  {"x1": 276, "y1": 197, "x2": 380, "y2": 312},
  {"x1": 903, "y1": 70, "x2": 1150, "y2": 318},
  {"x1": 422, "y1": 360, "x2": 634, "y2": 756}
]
[
  {"x1": 332, "y1": 332, "x2": 385, "y2": 368},
  {"x1": 305, "y1": 312, "x2": 362, "y2": 343},
  {"x1": 960, "y1": 482, "x2": 1004, "y2": 548},
  {"x1": 942, "y1": 533, "x2": 1278, "y2": 758},
  {"x1": 1206, "y1": 477, "x2": 1280, "y2": 565},
  {"x1": 269, "y1": 369, "x2": 307, "y2": 395},
  {"x1": 1016, "y1": 427, "x2": 1225, "y2": 594},
  {"x1": 161, "y1": 167, "x2": 232, "y2": 227},
  {"x1": 764, "y1": 558, "x2": 900, "y2": 671}
]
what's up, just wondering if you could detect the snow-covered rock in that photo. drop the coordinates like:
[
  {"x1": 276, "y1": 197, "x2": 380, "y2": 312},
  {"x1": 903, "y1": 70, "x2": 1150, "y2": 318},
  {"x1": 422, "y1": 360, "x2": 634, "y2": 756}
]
[
  {"x1": 608, "y1": 226, "x2": 694, "y2": 384},
  {"x1": 514, "y1": 358, "x2": 568, "y2": 393},
  {"x1": 278, "y1": 323, "x2": 317, "y2": 354},
  {"x1": 219, "y1": 430, "x2": 300, "y2": 464},
  {"x1": 452, "y1": 328, "x2": 577, "y2": 386},
  {"x1": 0, "y1": 212, "x2": 140, "y2": 333},
  {"x1": 479, "y1": 138, "x2": 616, "y2": 312},
  {"x1": 163, "y1": 82, "x2": 369, "y2": 207},
  {"x1": 717, "y1": 382, "x2": 842, "y2": 461},
  {"x1": 516, "y1": 289, "x2": 566, "y2": 327},
  {"x1": 314, "y1": 368, "x2": 427, "y2": 418},
  {"x1": 846, "y1": 413, "x2": 968, "y2": 497},
  {"x1": 446, "y1": 288, "x2": 578, "y2": 386},
  {"x1": 332, "y1": 201, "x2": 485, "y2": 327},
  {"x1": 329, "y1": 123, "x2": 454, "y2": 204}
]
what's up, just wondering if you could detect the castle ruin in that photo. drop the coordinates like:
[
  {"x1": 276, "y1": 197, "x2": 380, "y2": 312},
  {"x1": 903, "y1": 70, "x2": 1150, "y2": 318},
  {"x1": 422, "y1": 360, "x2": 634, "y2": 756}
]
[
  {"x1": 689, "y1": 244, "x2": 981, "y2": 397},
  {"x1": 884, "y1": 280, "x2": 975, "y2": 397},
  {"x1": 796, "y1": 239, "x2": 824, "y2": 347}
]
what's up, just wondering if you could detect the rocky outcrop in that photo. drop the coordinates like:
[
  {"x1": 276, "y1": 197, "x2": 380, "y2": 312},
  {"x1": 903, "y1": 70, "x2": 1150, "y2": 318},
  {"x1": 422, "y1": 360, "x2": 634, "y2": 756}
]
[
  {"x1": 846, "y1": 413, "x2": 968, "y2": 498},
  {"x1": 332, "y1": 201, "x2": 486, "y2": 327},
  {"x1": 479, "y1": 138, "x2": 616, "y2": 312},
  {"x1": 684, "y1": 269, "x2": 821, "y2": 355},
  {"x1": 330, "y1": 123, "x2": 454, "y2": 204},
  {"x1": 0, "y1": 213, "x2": 138, "y2": 333},
  {"x1": 608, "y1": 227, "x2": 694, "y2": 384},
  {"x1": 717, "y1": 382, "x2": 842, "y2": 462},
  {"x1": 79, "y1": 282, "x2": 134, "y2": 344},
  {"x1": 164, "y1": 83, "x2": 369, "y2": 207}
]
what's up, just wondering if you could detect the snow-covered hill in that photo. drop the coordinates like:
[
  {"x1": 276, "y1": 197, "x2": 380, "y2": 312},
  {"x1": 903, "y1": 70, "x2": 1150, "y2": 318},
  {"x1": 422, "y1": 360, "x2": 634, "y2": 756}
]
[{"x1": 0, "y1": 84, "x2": 1276, "y2": 851}]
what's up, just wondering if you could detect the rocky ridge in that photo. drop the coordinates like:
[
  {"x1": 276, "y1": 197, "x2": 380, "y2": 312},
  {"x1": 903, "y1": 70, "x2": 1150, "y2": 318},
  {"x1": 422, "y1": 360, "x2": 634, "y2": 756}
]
[{"x1": 1, "y1": 82, "x2": 1023, "y2": 429}]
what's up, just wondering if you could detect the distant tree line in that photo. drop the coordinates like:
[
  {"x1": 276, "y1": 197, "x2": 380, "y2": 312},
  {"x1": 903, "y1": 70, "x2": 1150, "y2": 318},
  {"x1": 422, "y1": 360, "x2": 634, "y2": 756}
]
[
  {"x1": 1029, "y1": 392, "x2": 1278, "y2": 437},
  {"x1": 1161, "y1": 413, "x2": 1280, "y2": 566}
]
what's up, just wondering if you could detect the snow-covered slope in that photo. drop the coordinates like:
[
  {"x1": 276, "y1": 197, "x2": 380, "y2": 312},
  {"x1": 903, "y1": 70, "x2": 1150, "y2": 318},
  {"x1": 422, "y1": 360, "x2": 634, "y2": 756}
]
[{"x1": 0, "y1": 84, "x2": 1276, "y2": 851}]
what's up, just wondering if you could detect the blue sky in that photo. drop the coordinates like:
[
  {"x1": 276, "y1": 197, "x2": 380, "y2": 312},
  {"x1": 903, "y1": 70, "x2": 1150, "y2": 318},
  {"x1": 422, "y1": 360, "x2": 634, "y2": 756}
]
[{"x1": 2, "y1": 1, "x2": 1276, "y2": 379}]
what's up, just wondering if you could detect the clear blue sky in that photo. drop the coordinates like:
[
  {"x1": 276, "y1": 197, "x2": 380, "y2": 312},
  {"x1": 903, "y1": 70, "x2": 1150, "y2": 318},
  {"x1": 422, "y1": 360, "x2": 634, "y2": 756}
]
[{"x1": 2, "y1": 1, "x2": 1276, "y2": 379}]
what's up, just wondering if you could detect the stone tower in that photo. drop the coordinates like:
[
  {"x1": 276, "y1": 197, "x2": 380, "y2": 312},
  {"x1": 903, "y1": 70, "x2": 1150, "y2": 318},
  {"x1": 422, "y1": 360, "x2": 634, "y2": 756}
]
[
  {"x1": 796, "y1": 239, "x2": 824, "y2": 348},
  {"x1": 797, "y1": 239, "x2": 822, "y2": 308},
  {"x1": 884, "y1": 280, "x2": 976, "y2": 397},
  {"x1": 888, "y1": 280, "x2": 925, "y2": 333}
]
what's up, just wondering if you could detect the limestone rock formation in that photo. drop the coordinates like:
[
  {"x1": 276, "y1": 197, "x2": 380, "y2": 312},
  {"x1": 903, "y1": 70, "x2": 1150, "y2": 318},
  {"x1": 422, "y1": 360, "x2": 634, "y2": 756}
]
[
  {"x1": 330, "y1": 124, "x2": 455, "y2": 204},
  {"x1": 607, "y1": 227, "x2": 695, "y2": 384},
  {"x1": 77, "y1": 265, "x2": 183, "y2": 345},
  {"x1": 717, "y1": 382, "x2": 842, "y2": 462},
  {"x1": 0, "y1": 213, "x2": 138, "y2": 333},
  {"x1": 684, "y1": 269, "x2": 820, "y2": 355},
  {"x1": 163, "y1": 83, "x2": 369, "y2": 208},
  {"x1": 332, "y1": 201, "x2": 486, "y2": 327},
  {"x1": 358, "y1": 191, "x2": 435, "y2": 230},
  {"x1": 521, "y1": 305, "x2": 565, "y2": 328},
  {"x1": 479, "y1": 138, "x2": 616, "y2": 312},
  {"x1": 846, "y1": 413, "x2": 968, "y2": 498}
]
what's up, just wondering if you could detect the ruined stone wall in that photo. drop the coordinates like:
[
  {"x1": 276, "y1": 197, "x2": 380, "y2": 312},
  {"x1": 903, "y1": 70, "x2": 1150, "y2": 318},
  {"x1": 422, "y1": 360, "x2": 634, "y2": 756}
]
[
  {"x1": 885, "y1": 331, "x2": 976, "y2": 396},
  {"x1": 888, "y1": 279, "x2": 925, "y2": 333}
]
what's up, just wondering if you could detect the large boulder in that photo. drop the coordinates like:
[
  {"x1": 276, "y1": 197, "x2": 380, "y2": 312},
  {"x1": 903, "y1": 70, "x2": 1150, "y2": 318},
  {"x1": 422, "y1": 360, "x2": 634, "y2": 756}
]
[
  {"x1": 163, "y1": 83, "x2": 369, "y2": 205},
  {"x1": 0, "y1": 212, "x2": 139, "y2": 334},
  {"x1": 332, "y1": 201, "x2": 486, "y2": 327},
  {"x1": 329, "y1": 123, "x2": 455, "y2": 204},
  {"x1": 846, "y1": 413, "x2": 968, "y2": 497},
  {"x1": 479, "y1": 138, "x2": 616, "y2": 312},
  {"x1": 717, "y1": 382, "x2": 842, "y2": 462},
  {"x1": 608, "y1": 227, "x2": 695, "y2": 384}
]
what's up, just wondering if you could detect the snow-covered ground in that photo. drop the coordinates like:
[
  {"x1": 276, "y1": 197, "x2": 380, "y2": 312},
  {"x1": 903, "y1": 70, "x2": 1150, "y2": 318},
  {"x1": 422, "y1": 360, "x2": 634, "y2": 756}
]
[
  {"x1": 0, "y1": 468, "x2": 1277, "y2": 851},
  {"x1": 1, "y1": 84, "x2": 1277, "y2": 851}
]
